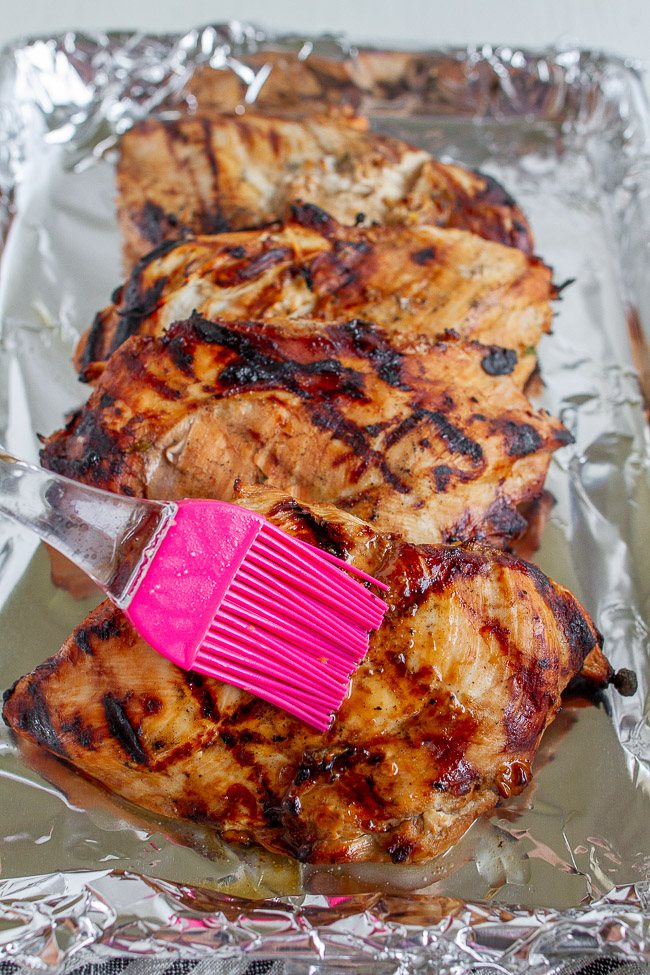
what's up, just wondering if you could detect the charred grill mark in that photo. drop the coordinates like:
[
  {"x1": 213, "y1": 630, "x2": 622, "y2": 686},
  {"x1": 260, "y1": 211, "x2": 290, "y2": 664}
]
[
  {"x1": 290, "y1": 201, "x2": 340, "y2": 238},
  {"x1": 222, "y1": 695, "x2": 266, "y2": 726},
  {"x1": 378, "y1": 461, "x2": 411, "y2": 494},
  {"x1": 218, "y1": 353, "x2": 366, "y2": 401},
  {"x1": 41, "y1": 410, "x2": 126, "y2": 486},
  {"x1": 385, "y1": 543, "x2": 489, "y2": 616},
  {"x1": 329, "y1": 319, "x2": 410, "y2": 390},
  {"x1": 384, "y1": 408, "x2": 430, "y2": 449},
  {"x1": 483, "y1": 496, "x2": 529, "y2": 541},
  {"x1": 160, "y1": 316, "x2": 421, "y2": 494},
  {"x1": 74, "y1": 615, "x2": 124, "y2": 656},
  {"x1": 309, "y1": 405, "x2": 410, "y2": 492},
  {"x1": 307, "y1": 251, "x2": 367, "y2": 303},
  {"x1": 489, "y1": 419, "x2": 544, "y2": 457},
  {"x1": 430, "y1": 751, "x2": 479, "y2": 797},
  {"x1": 7, "y1": 675, "x2": 68, "y2": 758},
  {"x1": 439, "y1": 168, "x2": 533, "y2": 254},
  {"x1": 60, "y1": 713, "x2": 95, "y2": 750},
  {"x1": 334, "y1": 238, "x2": 371, "y2": 257},
  {"x1": 81, "y1": 311, "x2": 114, "y2": 373},
  {"x1": 503, "y1": 556, "x2": 599, "y2": 678},
  {"x1": 429, "y1": 412, "x2": 484, "y2": 463},
  {"x1": 385, "y1": 407, "x2": 483, "y2": 466},
  {"x1": 114, "y1": 275, "x2": 169, "y2": 352},
  {"x1": 295, "y1": 264, "x2": 315, "y2": 290},
  {"x1": 149, "y1": 740, "x2": 197, "y2": 770},
  {"x1": 163, "y1": 120, "x2": 229, "y2": 237},
  {"x1": 481, "y1": 346, "x2": 518, "y2": 376},
  {"x1": 185, "y1": 315, "x2": 367, "y2": 401},
  {"x1": 197, "y1": 211, "x2": 232, "y2": 235},
  {"x1": 98, "y1": 392, "x2": 115, "y2": 409},
  {"x1": 225, "y1": 245, "x2": 247, "y2": 259},
  {"x1": 211, "y1": 247, "x2": 294, "y2": 287},
  {"x1": 120, "y1": 348, "x2": 181, "y2": 402},
  {"x1": 183, "y1": 671, "x2": 221, "y2": 722},
  {"x1": 433, "y1": 465, "x2": 453, "y2": 492},
  {"x1": 102, "y1": 693, "x2": 149, "y2": 766},
  {"x1": 211, "y1": 726, "x2": 285, "y2": 826},
  {"x1": 166, "y1": 330, "x2": 196, "y2": 375},
  {"x1": 411, "y1": 246, "x2": 437, "y2": 265},
  {"x1": 475, "y1": 171, "x2": 518, "y2": 211},
  {"x1": 339, "y1": 771, "x2": 388, "y2": 829},
  {"x1": 199, "y1": 118, "x2": 219, "y2": 181},
  {"x1": 2, "y1": 679, "x2": 20, "y2": 715},
  {"x1": 267, "y1": 498, "x2": 347, "y2": 559},
  {"x1": 473, "y1": 172, "x2": 533, "y2": 255},
  {"x1": 309, "y1": 404, "x2": 371, "y2": 457},
  {"x1": 134, "y1": 200, "x2": 168, "y2": 247},
  {"x1": 292, "y1": 746, "x2": 374, "y2": 790}
]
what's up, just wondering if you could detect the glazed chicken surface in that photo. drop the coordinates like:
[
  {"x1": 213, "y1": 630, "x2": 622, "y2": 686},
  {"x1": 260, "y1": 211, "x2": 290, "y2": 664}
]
[
  {"x1": 44, "y1": 316, "x2": 570, "y2": 548},
  {"x1": 117, "y1": 112, "x2": 534, "y2": 269},
  {"x1": 76, "y1": 206, "x2": 553, "y2": 387},
  {"x1": 3, "y1": 486, "x2": 605, "y2": 864},
  {"x1": 4, "y1": 101, "x2": 621, "y2": 873}
]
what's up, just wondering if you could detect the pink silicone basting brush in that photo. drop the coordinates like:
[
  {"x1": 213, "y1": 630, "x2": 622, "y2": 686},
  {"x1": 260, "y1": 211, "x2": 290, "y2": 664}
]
[{"x1": 0, "y1": 451, "x2": 388, "y2": 731}]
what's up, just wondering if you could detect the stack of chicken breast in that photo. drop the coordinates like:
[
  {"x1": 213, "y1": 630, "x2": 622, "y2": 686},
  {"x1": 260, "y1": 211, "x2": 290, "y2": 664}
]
[{"x1": 3, "y1": 110, "x2": 625, "y2": 867}]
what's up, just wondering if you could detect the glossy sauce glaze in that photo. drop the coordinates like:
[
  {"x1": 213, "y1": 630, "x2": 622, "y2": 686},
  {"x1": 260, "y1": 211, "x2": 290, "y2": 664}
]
[
  {"x1": 45, "y1": 316, "x2": 571, "y2": 548},
  {"x1": 3, "y1": 486, "x2": 608, "y2": 865}
]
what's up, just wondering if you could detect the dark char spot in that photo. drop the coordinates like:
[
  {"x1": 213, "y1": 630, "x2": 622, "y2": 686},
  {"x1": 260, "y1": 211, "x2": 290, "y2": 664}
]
[
  {"x1": 103, "y1": 693, "x2": 148, "y2": 765},
  {"x1": 386, "y1": 836, "x2": 414, "y2": 863},
  {"x1": 74, "y1": 615, "x2": 123, "y2": 656},
  {"x1": 267, "y1": 498, "x2": 346, "y2": 559},
  {"x1": 481, "y1": 346, "x2": 518, "y2": 376},
  {"x1": 411, "y1": 246, "x2": 437, "y2": 265},
  {"x1": 290, "y1": 202, "x2": 339, "y2": 237},
  {"x1": 492, "y1": 419, "x2": 543, "y2": 457},
  {"x1": 8, "y1": 676, "x2": 68, "y2": 757}
]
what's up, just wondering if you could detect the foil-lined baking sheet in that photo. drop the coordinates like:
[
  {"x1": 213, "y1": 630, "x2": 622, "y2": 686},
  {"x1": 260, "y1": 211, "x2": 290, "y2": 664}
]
[{"x1": 0, "y1": 24, "x2": 649, "y2": 972}]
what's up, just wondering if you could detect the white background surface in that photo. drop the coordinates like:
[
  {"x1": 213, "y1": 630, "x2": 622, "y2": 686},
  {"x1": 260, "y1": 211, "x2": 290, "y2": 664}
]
[{"x1": 0, "y1": 0, "x2": 648, "y2": 72}]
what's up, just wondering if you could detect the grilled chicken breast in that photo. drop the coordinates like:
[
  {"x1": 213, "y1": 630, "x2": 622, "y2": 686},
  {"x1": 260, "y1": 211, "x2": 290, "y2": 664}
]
[
  {"x1": 3, "y1": 486, "x2": 605, "y2": 864},
  {"x1": 45, "y1": 316, "x2": 570, "y2": 548},
  {"x1": 76, "y1": 205, "x2": 553, "y2": 385},
  {"x1": 117, "y1": 112, "x2": 533, "y2": 268}
]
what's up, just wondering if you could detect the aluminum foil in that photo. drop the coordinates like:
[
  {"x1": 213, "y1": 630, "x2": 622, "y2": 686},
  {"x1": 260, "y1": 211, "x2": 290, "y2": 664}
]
[{"x1": 0, "y1": 23, "x2": 650, "y2": 972}]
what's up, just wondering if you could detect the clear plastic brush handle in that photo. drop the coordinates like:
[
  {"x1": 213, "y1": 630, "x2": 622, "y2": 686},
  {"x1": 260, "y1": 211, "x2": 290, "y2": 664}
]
[{"x1": 0, "y1": 450, "x2": 172, "y2": 603}]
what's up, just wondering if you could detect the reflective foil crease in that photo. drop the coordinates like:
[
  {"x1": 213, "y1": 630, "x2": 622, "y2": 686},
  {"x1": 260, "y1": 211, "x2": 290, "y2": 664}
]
[{"x1": 0, "y1": 23, "x2": 649, "y2": 972}]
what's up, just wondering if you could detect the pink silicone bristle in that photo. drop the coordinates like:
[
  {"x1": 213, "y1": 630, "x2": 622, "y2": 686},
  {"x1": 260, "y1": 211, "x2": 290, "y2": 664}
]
[
  {"x1": 223, "y1": 580, "x2": 366, "y2": 650},
  {"x1": 239, "y1": 545, "x2": 386, "y2": 631},
  {"x1": 192, "y1": 649, "x2": 339, "y2": 731},
  {"x1": 251, "y1": 528, "x2": 388, "y2": 615},
  {"x1": 222, "y1": 579, "x2": 372, "y2": 659},
  {"x1": 203, "y1": 613, "x2": 354, "y2": 686},
  {"x1": 262, "y1": 522, "x2": 390, "y2": 591},
  {"x1": 196, "y1": 641, "x2": 346, "y2": 703},
  {"x1": 124, "y1": 498, "x2": 388, "y2": 731},
  {"x1": 210, "y1": 617, "x2": 365, "y2": 683}
]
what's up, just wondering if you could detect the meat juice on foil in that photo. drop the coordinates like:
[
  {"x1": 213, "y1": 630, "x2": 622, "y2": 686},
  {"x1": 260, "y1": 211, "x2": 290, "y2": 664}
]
[{"x1": 0, "y1": 26, "x2": 649, "y2": 972}]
